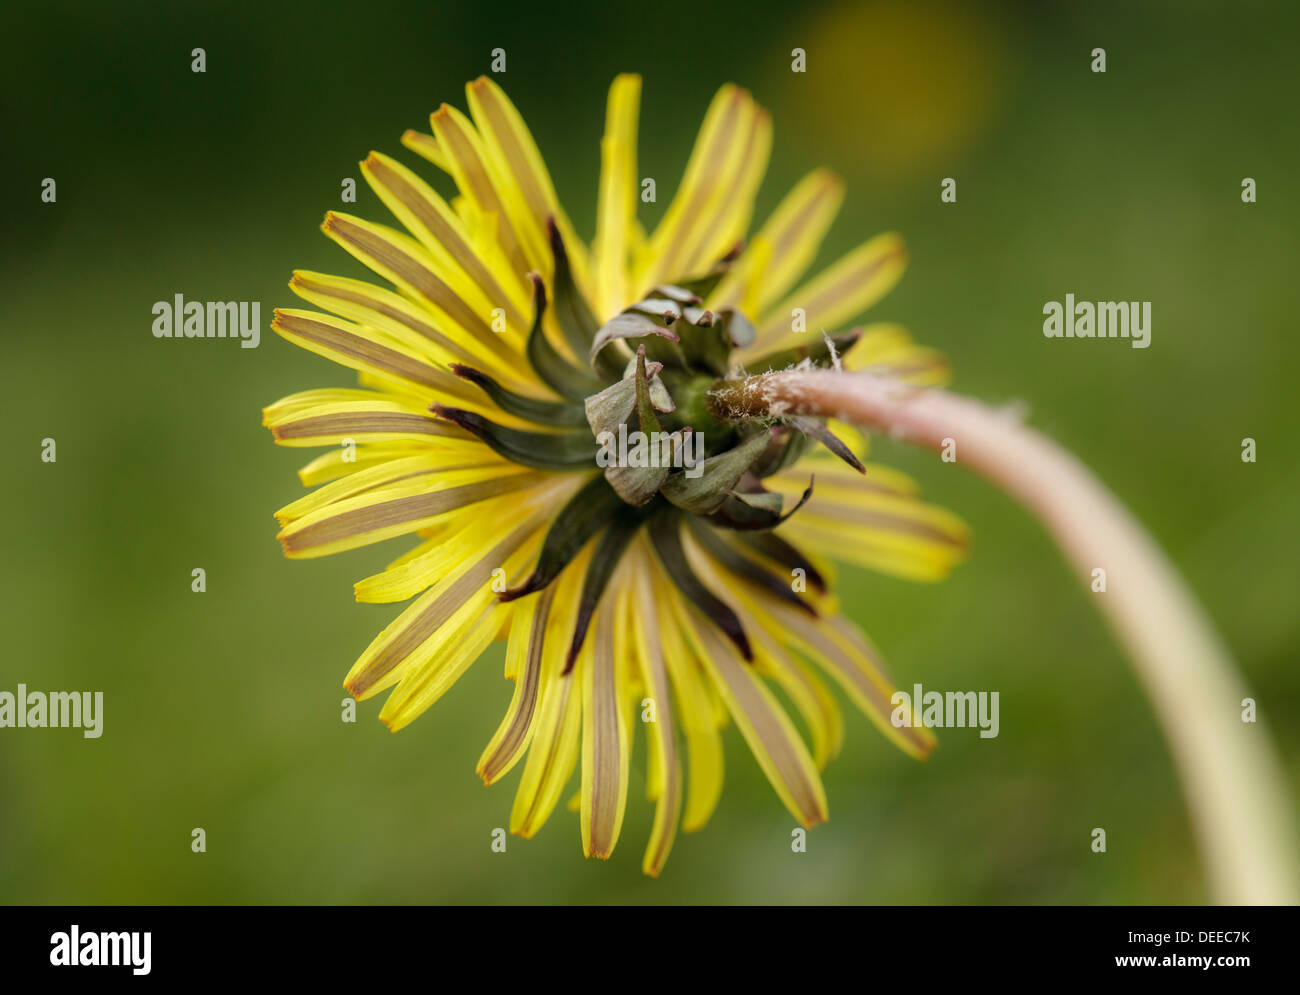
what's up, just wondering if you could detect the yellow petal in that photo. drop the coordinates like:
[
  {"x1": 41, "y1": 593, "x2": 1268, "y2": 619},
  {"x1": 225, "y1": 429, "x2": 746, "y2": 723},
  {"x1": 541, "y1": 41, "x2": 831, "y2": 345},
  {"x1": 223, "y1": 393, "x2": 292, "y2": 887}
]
[
  {"x1": 352, "y1": 482, "x2": 569, "y2": 603},
  {"x1": 275, "y1": 451, "x2": 499, "y2": 526},
  {"x1": 592, "y1": 74, "x2": 641, "y2": 320},
  {"x1": 647, "y1": 555, "x2": 724, "y2": 832},
  {"x1": 678, "y1": 103, "x2": 772, "y2": 280},
  {"x1": 843, "y1": 323, "x2": 952, "y2": 386},
  {"x1": 668, "y1": 573, "x2": 828, "y2": 829},
  {"x1": 272, "y1": 308, "x2": 468, "y2": 399},
  {"x1": 768, "y1": 465, "x2": 970, "y2": 582},
  {"x1": 753, "y1": 231, "x2": 908, "y2": 349},
  {"x1": 750, "y1": 624, "x2": 843, "y2": 770},
  {"x1": 629, "y1": 547, "x2": 683, "y2": 875},
  {"x1": 430, "y1": 102, "x2": 533, "y2": 285},
  {"x1": 293, "y1": 440, "x2": 438, "y2": 487},
  {"x1": 320, "y1": 211, "x2": 529, "y2": 365},
  {"x1": 345, "y1": 503, "x2": 555, "y2": 699},
  {"x1": 732, "y1": 585, "x2": 936, "y2": 760},
  {"x1": 580, "y1": 578, "x2": 631, "y2": 859},
  {"x1": 714, "y1": 169, "x2": 844, "y2": 316},
  {"x1": 288, "y1": 270, "x2": 539, "y2": 397},
  {"x1": 708, "y1": 233, "x2": 773, "y2": 319},
  {"x1": 510, "y1": 549, "x2": 590, "y2": 837},
  {"x1": 264, "y1": 395, "x2": 478, "y2": 449},
  {"x1": 466, "y1": 76, "x2": 590, "y2": 289},
  {"x1": 477, "y1": 586, "x2": 555, "y2": 784},
  {"x1": 637, "y1": 85, "x2": 769, "y2": 288},
  {"x1": 361, "y1": 150, "x2": 530, "y2": 328},
  {"x1": 378, "y1": 595, "x2": 512, "y2": 731},
  {"x1": 277, "y1": 465, "x2": 544, "y2": 560},
  {"x1": 400, "y1": 129, "x2": 449, "y2": 173}
]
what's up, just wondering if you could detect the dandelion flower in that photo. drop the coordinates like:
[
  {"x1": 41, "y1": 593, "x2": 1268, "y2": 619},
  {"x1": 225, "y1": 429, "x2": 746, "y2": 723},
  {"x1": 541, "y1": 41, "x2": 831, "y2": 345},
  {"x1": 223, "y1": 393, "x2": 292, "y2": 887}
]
[{"x1": 264, "y1": 74, "x2": 969, "y2": 875}]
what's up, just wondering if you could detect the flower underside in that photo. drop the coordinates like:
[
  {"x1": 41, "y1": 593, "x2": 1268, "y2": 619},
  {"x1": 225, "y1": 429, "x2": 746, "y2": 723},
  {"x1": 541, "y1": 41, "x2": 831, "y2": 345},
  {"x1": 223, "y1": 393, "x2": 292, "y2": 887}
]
[
  {"x1": 436, "y1": 216, "x2": 881, "y2": 672},
  {"x1": 265, "y1": 74, "x2": 969, "y2": 874}
]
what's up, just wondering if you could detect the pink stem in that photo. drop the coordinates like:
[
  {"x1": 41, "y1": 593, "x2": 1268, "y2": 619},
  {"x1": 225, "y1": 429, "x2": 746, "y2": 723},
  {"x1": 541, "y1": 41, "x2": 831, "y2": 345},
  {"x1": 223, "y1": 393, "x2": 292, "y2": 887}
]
[{"x1": 716, "y1": 370, "x2": 1298, "y2": 905}]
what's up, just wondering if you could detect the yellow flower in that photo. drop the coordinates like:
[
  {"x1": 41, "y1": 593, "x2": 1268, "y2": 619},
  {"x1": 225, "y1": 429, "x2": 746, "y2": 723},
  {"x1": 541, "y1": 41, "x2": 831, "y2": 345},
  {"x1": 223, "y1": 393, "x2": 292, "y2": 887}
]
[{"x1": 264, "y1": 74, "x2": 968, "y2": 875}]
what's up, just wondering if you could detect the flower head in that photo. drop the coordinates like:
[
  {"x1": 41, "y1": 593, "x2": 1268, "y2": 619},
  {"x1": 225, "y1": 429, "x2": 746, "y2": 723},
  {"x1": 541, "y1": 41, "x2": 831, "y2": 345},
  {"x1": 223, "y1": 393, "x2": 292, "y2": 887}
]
[{"x1": 265, "y1": 74, "x2": 968, "y2": 874}]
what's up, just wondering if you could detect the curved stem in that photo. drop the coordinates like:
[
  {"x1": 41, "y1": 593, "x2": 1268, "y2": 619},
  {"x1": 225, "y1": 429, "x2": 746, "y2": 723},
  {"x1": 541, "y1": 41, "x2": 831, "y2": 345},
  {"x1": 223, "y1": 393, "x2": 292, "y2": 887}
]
[{"x1": 713, "y1": 370, "x2": 1299, "y2": 905}]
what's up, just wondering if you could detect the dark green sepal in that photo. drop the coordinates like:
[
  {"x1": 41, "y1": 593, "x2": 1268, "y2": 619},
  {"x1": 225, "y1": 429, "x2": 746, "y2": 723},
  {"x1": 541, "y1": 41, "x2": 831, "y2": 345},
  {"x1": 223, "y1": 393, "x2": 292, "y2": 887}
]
[
  {"x1": 748, "y1": 427, "x2": 810, "y2": 478},
  {"x1": 603, "y1": 347, "x2": 673, "y2": 505},
  {"x1": 620, "y1": 354, "x2": 675, "y2": 412},
  {"x1": 449, "y1": 363, "x2": 589, "y2": 428},
  {"x1": 584, "y1": 357, "x2": 669, "y2": 440},
  {"x1": 685, "y1": 516, "x2": 816, "y2": 616},
  {"x1": 589, "y1": 310, "x2": 682, "y2": 368},
  {"x1": 718, "y1": 308, "x2": 757, "y2": 349},
  {"x1": 499, "y1": 474, "x2": 625, "y2": 601},
  {"x1": 431, "y1": 404, "x2": 596, "y2": 470},
  {"x1": 708, "y1": 477, "x2": 815, "y2": 531},
  {"x1": 546, "y1": 218, "x2": 601, "y2": 364},
  {"x1": 734, "y1": 530, "x2": 827, "y2": 592},
  {"x1": 673, "y1": 321, "x2": 730, "y2": 376},
  {"x1": 564, "y1": 508, "x2": 647, "y2": 673},
  {"x1": 649, "y1": 284, "x2": 702, "y2": 305},
  {"x1": 526, "y1": 273, "x2": 605, "y2": 401},
  {"x1": 648, "y1": 510, "x2": 752, "y2": 661},
  {"x1": 676, "y1": 242, "x2": 743, "y2": 300},
  {"x1": 659, "y1": 427, "x2": 775, "y2": 514},
  {"x1": 788, "y1": 416, "x2": 866, "y2": 473}
]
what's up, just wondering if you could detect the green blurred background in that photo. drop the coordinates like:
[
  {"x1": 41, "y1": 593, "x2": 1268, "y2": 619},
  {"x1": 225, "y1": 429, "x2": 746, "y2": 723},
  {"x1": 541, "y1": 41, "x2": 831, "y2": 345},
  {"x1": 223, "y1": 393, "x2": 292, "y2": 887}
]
[{"x1": 3, "y1": 0, "x2": 1297, "y2": 904}]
